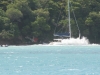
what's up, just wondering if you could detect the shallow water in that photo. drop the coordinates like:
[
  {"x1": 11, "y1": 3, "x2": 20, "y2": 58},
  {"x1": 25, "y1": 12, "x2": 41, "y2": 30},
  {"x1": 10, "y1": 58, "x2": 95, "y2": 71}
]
[{"x1": 0, "y1": 45, "x2": 100, "y2": 75}]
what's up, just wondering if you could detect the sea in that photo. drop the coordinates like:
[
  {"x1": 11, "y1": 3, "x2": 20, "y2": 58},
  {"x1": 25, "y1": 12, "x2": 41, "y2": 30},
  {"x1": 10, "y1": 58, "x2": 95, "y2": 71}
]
[{"x1": 0, "y1": 45, "x2": 100, "y2": 75}]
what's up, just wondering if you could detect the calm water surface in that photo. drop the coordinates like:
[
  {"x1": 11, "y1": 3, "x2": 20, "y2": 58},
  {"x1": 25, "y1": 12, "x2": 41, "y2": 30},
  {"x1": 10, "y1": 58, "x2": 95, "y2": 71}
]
[{"x1": 0, "y1": 45, "x2": 100, "y2": 75}]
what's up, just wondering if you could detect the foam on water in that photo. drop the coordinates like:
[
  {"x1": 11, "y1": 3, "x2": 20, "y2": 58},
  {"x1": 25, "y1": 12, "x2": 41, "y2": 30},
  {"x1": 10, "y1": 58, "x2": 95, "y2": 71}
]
[
  {"x1": 49, "y1": 37, "x2": 89, "y2": 45},
  {"x1": 61, "y1": 37, "x2": 89, "y2": 45}
]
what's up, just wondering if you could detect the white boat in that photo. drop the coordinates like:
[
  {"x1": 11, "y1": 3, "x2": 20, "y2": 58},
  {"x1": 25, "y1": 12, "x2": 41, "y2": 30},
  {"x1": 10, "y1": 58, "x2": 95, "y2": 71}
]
[
  {"x1": 1, "y1": 44, "x2": 8, "y2": 47},
  {"x1": 49, "y1": 0, "x2": 89, "y2": 45}
]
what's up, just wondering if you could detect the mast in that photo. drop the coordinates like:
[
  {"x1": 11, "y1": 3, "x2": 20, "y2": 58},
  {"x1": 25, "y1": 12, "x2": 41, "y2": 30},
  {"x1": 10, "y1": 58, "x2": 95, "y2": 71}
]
[{"x1": 68, "y1": 0, "x2": 71, "y2": 38}]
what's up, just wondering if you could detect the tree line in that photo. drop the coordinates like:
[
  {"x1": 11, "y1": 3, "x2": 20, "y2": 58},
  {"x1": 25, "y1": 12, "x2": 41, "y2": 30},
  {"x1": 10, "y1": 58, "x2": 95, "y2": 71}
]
[{"x1": 0, "y1": 0, "x2": 100, "y2": 44}]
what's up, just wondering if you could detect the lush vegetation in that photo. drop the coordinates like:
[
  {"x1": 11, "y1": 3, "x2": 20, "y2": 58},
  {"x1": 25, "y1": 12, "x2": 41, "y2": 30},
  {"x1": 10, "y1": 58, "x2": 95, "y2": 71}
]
[{"x1": 0, "y1": 0, "x2": 100, "y2": 44}]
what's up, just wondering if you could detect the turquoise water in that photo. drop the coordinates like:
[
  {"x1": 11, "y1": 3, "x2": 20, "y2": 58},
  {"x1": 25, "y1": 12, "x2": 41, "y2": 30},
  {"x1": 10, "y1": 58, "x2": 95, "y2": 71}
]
[{"x1": 0, "y1": 45, "x2": 100, "y2": 75}]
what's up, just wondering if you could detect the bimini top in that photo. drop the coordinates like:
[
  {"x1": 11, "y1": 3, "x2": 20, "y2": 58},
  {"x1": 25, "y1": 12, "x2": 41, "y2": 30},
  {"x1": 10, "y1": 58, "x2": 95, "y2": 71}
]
[{"x1": 54, "y1": 33, "x2": 70, "y2": 37}]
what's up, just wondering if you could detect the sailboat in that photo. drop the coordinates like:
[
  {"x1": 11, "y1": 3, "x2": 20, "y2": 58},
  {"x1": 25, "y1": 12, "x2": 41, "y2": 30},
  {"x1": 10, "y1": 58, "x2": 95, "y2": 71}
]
[{"x1": 49, "y1": 0, "x2": 89, "y2": 45}]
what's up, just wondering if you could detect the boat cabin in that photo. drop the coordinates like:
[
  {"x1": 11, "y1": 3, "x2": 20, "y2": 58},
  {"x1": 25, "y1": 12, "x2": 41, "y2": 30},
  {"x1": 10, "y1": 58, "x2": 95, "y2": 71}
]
[
  {"x1": 54, "y1": 33, "x2": 70, "y2": 39},
  {"x1": 53, "y1": 33, "x2": 70, "y2": 42}
]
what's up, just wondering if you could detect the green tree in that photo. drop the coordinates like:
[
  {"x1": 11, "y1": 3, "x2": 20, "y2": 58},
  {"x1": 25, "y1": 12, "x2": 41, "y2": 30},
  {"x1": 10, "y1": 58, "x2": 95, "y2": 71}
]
[
  {"x1": 6, "y1": 8, "x2": 23, "y2": 21},
  {"x1": 0, "y1": 8, "x2": 13, "y2": 39},
  {"x1": 85, "y1": 11, "x2": 100, "y2": 42}
]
